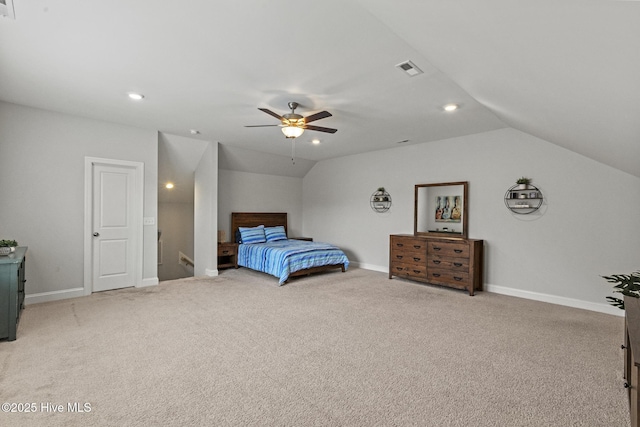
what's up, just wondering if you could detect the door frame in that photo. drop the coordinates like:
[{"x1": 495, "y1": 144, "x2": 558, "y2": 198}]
[{"x1": 83, "y1": 157, "x2": 144, "y2": 295}]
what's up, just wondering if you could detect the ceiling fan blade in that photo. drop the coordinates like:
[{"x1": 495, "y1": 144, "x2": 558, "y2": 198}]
[
  {"x1": 245, "y1": 124, "x2": 281, "y2": 127},
  {"x1": 304, "y1": 110, "x2": 332, "y2": 124},
  {"x1": 302, "y1": 124, "x2": 338, "y2": 134},
  {"x1": 258, "y1": 108, "x2": 284, "y2": 121}
]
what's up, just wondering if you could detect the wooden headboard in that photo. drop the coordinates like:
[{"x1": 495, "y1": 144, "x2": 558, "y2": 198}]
[{"x1": 231, "y1": 212, "x2": 288, "y2": 243}]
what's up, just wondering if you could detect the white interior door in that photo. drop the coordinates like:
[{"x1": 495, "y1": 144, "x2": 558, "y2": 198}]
[{"x1": 91, "y1": 162, "x2": 140, "y2": 292}]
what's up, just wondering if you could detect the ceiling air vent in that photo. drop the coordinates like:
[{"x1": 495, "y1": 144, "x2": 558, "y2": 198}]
[
  {"x1": 396, "y1": 60, "x2": 423, "y2": 77},
  {"x1": 0, "y1": 0, "x2": 15, "y2": 19}
]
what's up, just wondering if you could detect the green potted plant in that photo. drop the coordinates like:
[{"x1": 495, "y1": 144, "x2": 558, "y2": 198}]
[
  {"x1": 377, "y1": 187, "x2": 389, "y2": 201},
  {"x1": 0, "y1": 239, "x2": 18, "y2": 256},
  {"x1": 516, "y1": 177, "x2": 531, "y2": 189},
  {"x1": 603, "y1": 271, "x2": 640, "y2": 310}
]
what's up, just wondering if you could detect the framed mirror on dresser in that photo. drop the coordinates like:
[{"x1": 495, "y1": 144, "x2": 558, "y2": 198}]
[
  {"x1": 415, "y1": 181, "x2": 468, "y2": 238},
  {"x1": 390, "y1": 181, "x2": 483, "y2": 296}
]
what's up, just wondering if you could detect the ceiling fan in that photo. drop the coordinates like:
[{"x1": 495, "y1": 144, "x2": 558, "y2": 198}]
[{"x1": 245, "y1": 102, "x2": 337, "y2": 138}]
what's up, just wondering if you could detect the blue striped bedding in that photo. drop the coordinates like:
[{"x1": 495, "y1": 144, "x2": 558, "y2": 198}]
[{"x1": 238, "y1": 239, "x2": 349, "y2": 285}]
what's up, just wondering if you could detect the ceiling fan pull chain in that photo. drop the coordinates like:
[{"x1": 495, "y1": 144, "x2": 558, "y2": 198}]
[{"x1": 291, "y1": 140, "x2": 295, "y2": 164}]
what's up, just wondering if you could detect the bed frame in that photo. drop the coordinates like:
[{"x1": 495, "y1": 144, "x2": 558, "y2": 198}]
[{"x1": 230, "y1": 212, "x2": 346, "y2": 281}]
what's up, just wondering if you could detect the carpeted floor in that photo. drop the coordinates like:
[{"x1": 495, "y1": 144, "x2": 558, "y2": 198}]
[{"x1": 0, "y1": 267, "x2": 630, "y2": 426}]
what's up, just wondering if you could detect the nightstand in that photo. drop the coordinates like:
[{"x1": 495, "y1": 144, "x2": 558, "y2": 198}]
[{"x1": 217, "y1": 243, "x2": 238, "y2": 269}]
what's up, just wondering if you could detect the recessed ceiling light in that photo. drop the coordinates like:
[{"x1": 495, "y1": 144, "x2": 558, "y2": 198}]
[
  {"x1": 312, "y1": 139, "x2": 321, "y2": 145},
  {"x1": 444, "y1": 104, "x2": 458, "y2": 112},
  {"x1": 190, "y1": 129, "x2": 200, "y2": 135},
  {"x1": 128, "y1": 93, "x2": 144, "y2": 101},
  {"x1": 165, "y1": 183, "x2": 174, "y2": 189}
]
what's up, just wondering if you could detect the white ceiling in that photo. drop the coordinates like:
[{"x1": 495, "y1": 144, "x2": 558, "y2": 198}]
[{"x1": 1, "y1": 1, "x2": 638, "y2": 178}]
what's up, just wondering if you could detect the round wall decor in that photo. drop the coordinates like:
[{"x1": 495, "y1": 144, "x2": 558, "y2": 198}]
[{"x1": 370, "y1": 188, "x2": 392, "y2": 213}]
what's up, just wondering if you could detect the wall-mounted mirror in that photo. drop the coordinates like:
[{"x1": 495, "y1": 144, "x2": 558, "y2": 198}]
[{"x1": 415, "y1": 181, "x2": 468, "y2": 238}]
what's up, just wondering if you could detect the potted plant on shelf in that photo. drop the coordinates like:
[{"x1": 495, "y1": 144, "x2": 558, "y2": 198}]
[
  {"x1": 516, "y1": 177, "x2": 531, "y2": 190},
  {"x1": 0, "y1": 239, "x2": 18, "y2": 256},
  {"x1": 377, "y1": 187, "x2": 389, "y2": 201},
  {"x1": 603, "y1": 271, "x2": 640, "y2": 310}
]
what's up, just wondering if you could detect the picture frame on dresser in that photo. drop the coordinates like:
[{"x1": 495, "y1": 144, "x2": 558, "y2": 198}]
[{"x1": 415, "y1": 181, "x2": 468, "y2": 239}]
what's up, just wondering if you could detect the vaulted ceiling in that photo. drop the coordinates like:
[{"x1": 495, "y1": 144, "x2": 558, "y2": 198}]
[{"x1": 1, "y1": 1, "x2": 638, "y2": 177}]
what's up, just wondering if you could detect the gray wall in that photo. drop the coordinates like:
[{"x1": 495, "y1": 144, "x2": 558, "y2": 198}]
[
  {"x1": 194, "y1": 142, "x2": 218, "y2": 276},
  {"x1": 158, "y1": 201, "x2": 194, "y2": 281},
  {"x1": 0, "y1": 101, "x2": 158, "y2": 301},
  {"x1": 217, "y1": 169, "x2": 304, "y2": 241},
  {"x1": 303, "y1": 127, "x2": 640, "y2": 315}
]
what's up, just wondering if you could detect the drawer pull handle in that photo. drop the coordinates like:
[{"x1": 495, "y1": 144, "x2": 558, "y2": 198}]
[
  {"x1": 413, "y1": 270, "x2": 421, "y2": 274},
  {"x1": 453, "y1": 263, "x2": 463, "y2": 267},
  {"x1": 433, "y1": 247, "x2": 441, "y2": 251},
  {"x1": 396, "y1": 267, "x2": 403, "y2": 271},
  {"x1": 413, "y1": 257, "x2": 420, "y2": 262},
  {"x1": 397, "y1": 243, "x2": 404, "y2": 247},
  {"x1": 454, "y1": 249, "x2": 463, "y2": 253},
  {"x1": 454, "y1": 277, "x2": 463, "y2": 281},
  {"x1": 396, "y1": 255, "x2": 403, "y2": 259},
  {"x1": 624, "y1": 382, "x2": 630, "y2": 389},
  {"x1": 432, "y1": 273, "x2": 441, "y2": 277},
  {"x1": 432, "y1": 260, "x2": 441, "y2": 264},
  {"x1": 413, "y1": 245, "x2": 421, "y2": 249},
  {"x1": 222, "y1": 251, "x2": 229, "y2": 254}
]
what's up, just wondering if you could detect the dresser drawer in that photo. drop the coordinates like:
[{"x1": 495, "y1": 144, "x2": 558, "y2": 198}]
[
  {"x1": 390, "y1": 263, "x2": 427, "y2": 279},
  {"x1": 390, "y1": 236, "x2": 427, "y2": 255},
  {"x1": 427, "y1": 241, "x2": 469, "y2": 258},
  {"x1": 427, "y1": 268, "x2": 470, "y2": 288},
  {"x1": 427, "y1": 256, "x2": 469, "y2": 271},
  {"x1": 391, "y1": 251, "x2": 427, "y2": 266},
  {"x1": 218, "y1": 244, "x2": 237, "y2": 256}
]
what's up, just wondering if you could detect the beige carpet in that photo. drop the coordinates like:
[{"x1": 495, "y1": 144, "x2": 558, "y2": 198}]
[{"x1": 0, "y1": 267, "x2": 630, "y2": 426}]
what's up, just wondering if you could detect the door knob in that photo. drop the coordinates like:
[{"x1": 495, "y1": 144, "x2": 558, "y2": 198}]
[{"x1": 93, "y1": 232, "x2": 100, "y2": 237}]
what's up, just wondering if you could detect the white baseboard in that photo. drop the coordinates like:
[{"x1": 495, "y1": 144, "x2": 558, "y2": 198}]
[
  {"x1": 355, "y1": 264, "x2": 624, "y2": 317},
  {"x1": 26, "y1": 278, "x2": 159, "y2": 305},
  {"x1": 485, "y1": 284, "x2": 624, "y2": 317},
  {"x1": 205, "y1": 268, "x2": 219, "y2": 277},
  {"x1": 350, "y1": 261, "x2": 387, "y2": 273},
  {"x1": 139, "y1": 277, "x2": 159, "y2": 288},
  {"x1": 25, "y1": 287, "x2": 85, "y2": 305}
]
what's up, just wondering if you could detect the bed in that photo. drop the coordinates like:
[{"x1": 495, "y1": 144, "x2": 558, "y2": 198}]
[{"x1": 231, "y1": 212, "x2": 349, "y2": 284}]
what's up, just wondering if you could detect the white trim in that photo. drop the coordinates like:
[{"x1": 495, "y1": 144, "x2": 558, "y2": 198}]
[
  {"x1": 139, "y1": 277, "x2": 159, "y2": 288},
  {"x1": 205, "y1": 268, "x2": 219, "y2": 277},
  {"x1": 84, "y1": 157, "x2": 144, "y2": 295},
  {"x1": 358, "y1": 264, "x2": 624, "y2": 317},
  {"x1": 25, "y1": 288, "x2": 85, "y2": 305},
  {"x1": 350, "y1": 261, "x2": 386, "y2": 273},
  {"x1": 484, "y1": 284, "x2": 624, "y2": 317}
]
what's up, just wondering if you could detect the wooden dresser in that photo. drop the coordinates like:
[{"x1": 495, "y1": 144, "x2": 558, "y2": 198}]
[
  {"x1": 389, "y1": 234, "x2": 483, "y2": 295},
  {"x1": 0, "y1": 247, "x2": 27, "y2": 341},
  {"x1": 624, "y1": 295, "x2": 640, "y2": 427}
]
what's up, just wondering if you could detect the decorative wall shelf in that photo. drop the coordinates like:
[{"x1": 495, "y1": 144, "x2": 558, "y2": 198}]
[
  {"x1": 370, "y1": 188, "x2": 391, "y2": 213},
  {"x1": 504, "y1": 184, "x2": 543, "y2": 214}
]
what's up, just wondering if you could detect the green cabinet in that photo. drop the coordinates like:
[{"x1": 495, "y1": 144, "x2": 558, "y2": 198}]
[{"x1": 0, "y1": 246, "x2": 27, "y2": 341}]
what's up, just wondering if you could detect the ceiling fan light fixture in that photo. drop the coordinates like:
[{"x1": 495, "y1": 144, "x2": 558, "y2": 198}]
[{"x1": 282, "y1": 126, "x2": 304, "y2": 138}]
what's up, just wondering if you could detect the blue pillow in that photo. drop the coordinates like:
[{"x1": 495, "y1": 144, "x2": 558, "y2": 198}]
[
  {"x1": 238, "y1": 225, "x2": 266, "y2": 244},
  {"x1": 265, "y1": 226, "x2": 287, "y2": 242}
]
